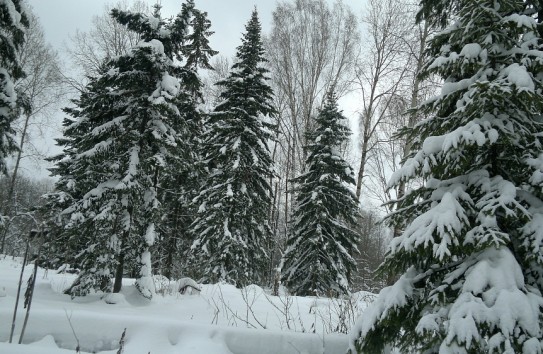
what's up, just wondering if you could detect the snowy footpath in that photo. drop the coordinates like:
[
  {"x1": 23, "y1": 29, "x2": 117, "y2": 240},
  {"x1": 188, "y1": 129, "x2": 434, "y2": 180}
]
[{"x1": 0, "y1": 256, "x2": 373, "y2": 353}]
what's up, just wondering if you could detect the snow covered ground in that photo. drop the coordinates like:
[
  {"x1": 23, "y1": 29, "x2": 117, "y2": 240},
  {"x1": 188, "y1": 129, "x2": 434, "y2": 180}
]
[{"x1": 0, "y1": 256, "x2": 374, "y2": 354}]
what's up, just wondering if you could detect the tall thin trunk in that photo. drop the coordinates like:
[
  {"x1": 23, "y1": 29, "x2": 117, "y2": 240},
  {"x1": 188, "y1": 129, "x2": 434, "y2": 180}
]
[
  {"x1": 9, "y1": 237, "x2": 30, "y2": 343},
  {"x1": 164, "y1": 200, "x2": 180, "y2": 280},
  {"x1": 284, "y1": 137, "x2": 292, "y2": 243},
  {"x1": 19, "y1": 236, "x2": 44, "y2": 344},
  {"x1": 356, "y1": 132, "x2": 370, "y2": 199},
  {"x1": 387, "y1": 22, "x2": 430, "y2": 287},
  {"x1": 164, "y1": 236, "x2": 176, "y2": 279}
]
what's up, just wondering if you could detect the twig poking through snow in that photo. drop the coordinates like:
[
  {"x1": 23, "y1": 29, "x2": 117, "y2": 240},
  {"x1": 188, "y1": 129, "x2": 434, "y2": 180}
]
[
  {"x1": 117, "y1": 328, "x2": 126, "y2": 354},
  {"x1": 64, "y1": 310, "x2": 80, "y2": 353}
]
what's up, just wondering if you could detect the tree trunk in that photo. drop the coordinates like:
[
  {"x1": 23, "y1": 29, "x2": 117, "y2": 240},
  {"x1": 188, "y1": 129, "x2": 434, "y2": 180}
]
[
  {"x1": 113, "y1": 231, "x2": 128, "y2": 293},
  {"x1": 113, "y1": 250, "x2": 125, "y2": 293},
  {"x1": 355, "y1": 135, "x2": 370, "y2": 200},
  {"x1": 284, "y1": 137, "x2": 292, "y2": 242},
  {"x1": 164, "y1": 229, "x2": 176, "y2": 279}
]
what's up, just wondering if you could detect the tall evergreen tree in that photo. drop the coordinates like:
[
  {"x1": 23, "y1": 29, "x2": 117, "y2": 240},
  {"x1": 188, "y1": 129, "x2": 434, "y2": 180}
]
[
  {"x1": 158, "y1": 5, "x2": 217, "y2": 279},
  {"x1": 48, "y1": 3, "x2": 196, "y2": 299},
  {"x1": 47, "y1": 71, "x2": 120, "y2": 295},
  {"x1": 190, "y1": 9, "x2": 275, "y2": 286},
  {"x1": 0, "y1": 0, "x2": 27, "y2": 175},
  {"x1": 281, "y1": 91, "x2": 359, "y2": 296},
  {"x1": 351, "y1": 0, "x2": 543, "y2": 352}
]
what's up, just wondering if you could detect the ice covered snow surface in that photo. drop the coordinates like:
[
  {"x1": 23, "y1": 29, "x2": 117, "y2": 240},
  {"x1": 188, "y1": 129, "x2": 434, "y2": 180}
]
[{"x1": 0, "y1": 256, "x2": 373, "y2": 353}]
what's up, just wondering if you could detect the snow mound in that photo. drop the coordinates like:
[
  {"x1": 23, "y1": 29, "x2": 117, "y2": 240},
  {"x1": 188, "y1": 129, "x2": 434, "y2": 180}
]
[{"x1": 103, "y1": 293, "x2": 127, "y2": 305}]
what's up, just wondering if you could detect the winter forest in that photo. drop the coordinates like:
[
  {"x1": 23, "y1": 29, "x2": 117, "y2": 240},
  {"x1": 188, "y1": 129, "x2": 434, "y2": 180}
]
[{"x1": 2, "y1": 0, "x2": 543, "y2": 353}]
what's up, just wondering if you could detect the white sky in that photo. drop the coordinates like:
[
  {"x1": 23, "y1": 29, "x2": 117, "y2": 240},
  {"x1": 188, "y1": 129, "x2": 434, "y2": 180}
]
[{"x1": 26, "y1": 0, "x2": 281, "y2": 60}]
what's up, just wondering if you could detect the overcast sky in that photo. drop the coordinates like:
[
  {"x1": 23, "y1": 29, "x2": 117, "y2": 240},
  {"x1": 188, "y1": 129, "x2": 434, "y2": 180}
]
[
  {"x1": 25, "y1": 0, "x2": 362, "y2": 61},
  {"x1": 27, "y1": 0, "x2": 281, "y2": 60}
]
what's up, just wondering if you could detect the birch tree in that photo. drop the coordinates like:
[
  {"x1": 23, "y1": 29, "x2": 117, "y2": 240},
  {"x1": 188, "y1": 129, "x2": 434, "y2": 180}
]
[{"x1": 353, "y1": 0, "x2": 415, "y2": 201}]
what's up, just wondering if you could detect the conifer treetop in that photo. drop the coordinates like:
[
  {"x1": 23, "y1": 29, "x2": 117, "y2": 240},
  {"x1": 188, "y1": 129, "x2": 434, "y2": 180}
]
[
  {"x1": 183, "y1": 8, "x2": 218, "y2": 70},
  {"x1": 110, "y1": 1, "x2": 194, "y2": 58},
  {"x1": 214, "y1": 9, "x2": 275, "y2": 120},
  {"x1": 235, "y1": 9, "x2": 266, "y2": 71}
]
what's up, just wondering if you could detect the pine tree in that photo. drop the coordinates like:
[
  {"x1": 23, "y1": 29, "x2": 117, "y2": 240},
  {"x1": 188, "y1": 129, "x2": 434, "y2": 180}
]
[
  {"x1": 281, "y1": 91, "x2": 359, "y2": 296},
  {"x1": 49, "y1": 3, "x2": 196, "y2": 299},
  {"x1": 351, "y1": 0, "x2": 543, "y2": 352},
  {"x1": 39, "y1": 86, "x2": 96, "y2": 271},
  {"x1": 190, "y1": 9, "x2": 275, "y2": 286}
]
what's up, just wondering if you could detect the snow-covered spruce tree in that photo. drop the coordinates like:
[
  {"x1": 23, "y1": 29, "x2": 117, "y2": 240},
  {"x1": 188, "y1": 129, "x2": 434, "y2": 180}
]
[
  {"x1": 157, "y1": 4, "x2": 218, "y2": 279},
  {"x1": 190, "y1": 9, "x2": 275, "y2": 287},
  {"x1": 40, "y1": 89, "x2": 93, "y2": 271},
  {"x1": 351, "y1": 0, "x2": 543, "y2": 353},
  {"x1": 281, "y1": 91, "x2": 359, "y2": 296},
  {"x1": 44, "y1": 73, "x2": 116, "y2": 291},
  {"x1": 0, "y1": 0, "x2": 27, "y2": 196},
  {"x1": 53, "y1": 4, "x2": 196, "y2": 299}
]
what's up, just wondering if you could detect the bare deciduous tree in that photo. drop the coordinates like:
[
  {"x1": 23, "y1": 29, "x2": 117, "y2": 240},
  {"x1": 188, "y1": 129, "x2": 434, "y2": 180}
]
[
  {"x1": 268, "y1": 0, "x2": 358, "y2": 166},
  {"x1": 353, "y1": 0, "x2": 416, "y2": 201},
  {"x1": 201, "y1": 55, "x2": 231, "y2": 109},
  {"x1": 66, "y1": 0, "x2": 149, "y2": 86},
  {"x1": 350, "y1": 0, "x2": 440, "y2": 291},
  {"x1": 364, "y1": 11, "x2": 436, "y2": 210},
  {"x1": 365, "y1": 96, "x2": 409, "y2": 208},
  {"x1": 352, "y1": 209, "x2": 388, "y2": 292}
]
